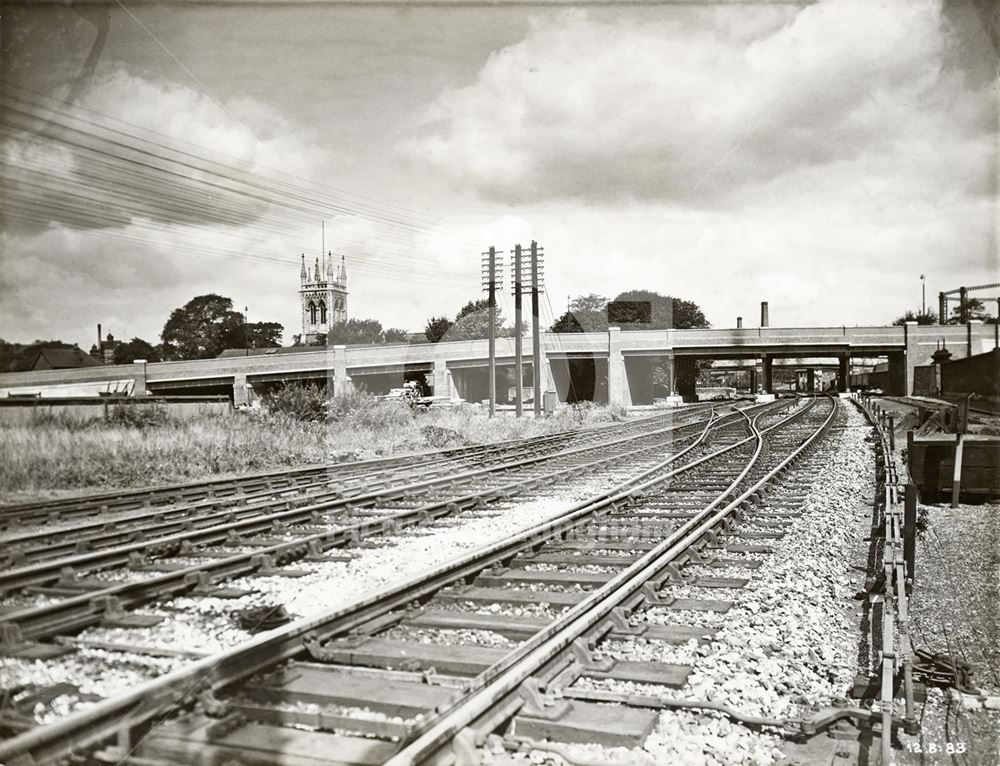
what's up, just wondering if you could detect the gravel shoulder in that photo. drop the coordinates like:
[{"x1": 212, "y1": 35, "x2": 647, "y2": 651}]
[{"x1": 895, "y1": 500, "x2": 1000, "y2": 766}]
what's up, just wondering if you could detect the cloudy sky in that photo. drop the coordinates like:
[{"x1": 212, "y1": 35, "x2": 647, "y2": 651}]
[{"x1": 1, "y1": 0, "x2": 997, "y2": 349}]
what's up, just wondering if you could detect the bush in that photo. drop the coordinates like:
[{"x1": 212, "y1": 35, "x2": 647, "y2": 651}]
[
  {"x1": 324, "y1": 388, "x2": 376, "y2": 422},
  {"x1": 263, "y1": 382, "x2": 327, "y2": 421},
  {"x1": 106, "y1": 401, "x2": 171, "y2": 429}
]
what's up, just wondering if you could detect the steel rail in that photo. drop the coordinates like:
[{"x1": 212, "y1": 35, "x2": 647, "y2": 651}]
[
  {"x1": 0, "y1": 407, "x2": 771, "y2": 643},
  {"x1": 853, "y1": 395, "x2": 916, "y2": 762},
  {"x1": 384, "y1": 397, "x2": 837, "y2": 765},
  {"x1": 0, "y1": 407, "x2": 704, "y2": 525},
  {"x1": 0, "y1": 403, "x2": 794, "y2": 764},
  {"x1": 0, "y1": 409, "x2": 710, "y2": 559},
  {"x1": 0, "y1": 408, "x2": 747, "y2": 593}
]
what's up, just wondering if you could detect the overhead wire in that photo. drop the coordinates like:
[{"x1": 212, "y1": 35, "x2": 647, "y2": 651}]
[
  {"x1": 1, "y1": 87, "x2": 486, "y2": 292},
  {"x1": 2, "y1": 86, "x2": 478, "y2": 246}
]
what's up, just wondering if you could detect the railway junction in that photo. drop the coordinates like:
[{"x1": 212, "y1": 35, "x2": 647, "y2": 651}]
[{"x1": 1, "y1": 392, "x2": 997, "y2": 766}]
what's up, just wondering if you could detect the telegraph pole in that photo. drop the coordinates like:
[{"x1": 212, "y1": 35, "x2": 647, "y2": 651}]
[
  {"x1": 513, "y1": 244, "x2": 524, "y2": 418},
  {"x1": 530, "y1": 240, "x2": 544, "y2": 416},
  {"x1": 481, "y1": 246, "x2": 501, "y2": 417}
]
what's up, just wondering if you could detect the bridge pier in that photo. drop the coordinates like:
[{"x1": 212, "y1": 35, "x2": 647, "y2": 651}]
[
  {"x1": 837, "y1": 354, "x2": 851, "y2": 393},
  {"x1": 233, "y1": 373, "x2": 252, "y2": 407},
  {"x1": 761, "y1": 355, "x2": 773, "y2": 395},
  {"x1": 131, "y1": 359, "x2": 148, "y2": 397},
  {"x1": 332, "y1": 345, "x2": 352, "y2": 396},
  {"x1": 806, "y1": 368, "x2": 816, "y2": 393},
  {"x1": 607, "y1": 327, "x2": 632, "y2": 407},
  {"x1": 432, "y1": 360, "x2": 457, "y2": 400},
  {"x1": 675, "y1": 356, "x2": 698, "y2": 402},
  {"x1": 887, "y1": 351, "x2": 907, "y2": 396}
]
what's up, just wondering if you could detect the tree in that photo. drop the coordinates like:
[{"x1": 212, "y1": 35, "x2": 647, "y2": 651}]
[
  {"x1": 0, "y1": 339, "x2": 19, "y2": 372},
  {"x1": 3, "y1": 339, "x2": 78, "y2": 371},
  {"x1": 550, "y1": 295, "x2": 609, "y2": 333},
  {"x1": 112, "y1": 337, "x2": 161, "y2": 364},
  {"x1": 668, "y1": 298, "x2": 710, "y2": 330},
  {"x1": 448, "y1": 299, "x2": 505, "y2": 341},
  {"x1": 610, "y1": 290, "x2": 710, "y2": 330},
  {"x1": 161, "y1": 294, "x2": 244, "y2": 360},
  {"x1": 225, "y1": 321, "x2": 283, "y2": 349},
  {"x1": 550, "y1": 291, "x2": 709, "y2": 333},
  {"x1": 384, "y1": 328, "x2": 410, "y2": 343},
  {"x1": 948, "y1": 297, "x2": 995, "y2": 324},
  {"x1": 326, "y1": 318, "x2": 385, "y2": 345},
  {"x1": 892, "y1": 309, "x2": 938, "y2": 326},
  {"x1": 424, "y1": 316, "x2": 453, "y2": 343}
]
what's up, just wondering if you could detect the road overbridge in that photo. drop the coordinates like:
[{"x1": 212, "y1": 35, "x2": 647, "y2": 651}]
[{"x1": 0, "y1": 322, "x2": 993, "y2": 406}]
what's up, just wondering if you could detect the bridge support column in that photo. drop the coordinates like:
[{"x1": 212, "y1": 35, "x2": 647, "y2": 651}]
[
  {"x1": 806, "y1": 368, "x2": 816, "y2": 393},
  {"x1": 837, "y1": 354, "x2": 851, "y2": 393},
  {"x1": 887, "y1": 351, "x2": 907, "y2": 396},
  {"x1": 131, "y1": 359, "x2": 148, "y2": 397},
  {"x1": 662, "y1": 354, "x2": 675, "y2": 396},
  {"x1": 332, "y1": 345, "x2": 352, "y2": 396},
  {"x1": 967, "y1": 319, "x2": 983, "y2": 357},
  {"x1": 607, "y1": 327, "x2": 632, "y2": 407},
  {"x1": 539, "y1": 336, "x2": 557, "y2": 397},
  {"x1": 761, "y1": 355, "x2": 773, "y2": 395},
  {"x1": 675, "y1": 356, "x2": 698, "y2": 402},
  {"x1": 432, "y1": 360, "x2": 456, "y2": 400},
  {"x1": 901, "y1": 320, "x2": 919, "y2": 396},
  {"x1": 233, "y1": 373, "x2": 251, "y2": 407}
]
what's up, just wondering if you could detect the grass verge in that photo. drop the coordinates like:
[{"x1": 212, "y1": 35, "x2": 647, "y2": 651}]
[{"x1": 0, "y1": 393, "x2": 629, "y2": 502}]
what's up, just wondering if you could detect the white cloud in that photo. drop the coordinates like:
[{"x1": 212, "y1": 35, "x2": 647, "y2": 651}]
[
  {"x1": 401, "y1": 1, "x2": 994, "y2": 208},
  {"x1": 2, "y1": 67, "x2": 332, "y2": 233}
]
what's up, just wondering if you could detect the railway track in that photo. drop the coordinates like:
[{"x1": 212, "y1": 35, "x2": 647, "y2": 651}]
[
  {"x1": 0, "y1": 408, "x2": 711, "y2": 567},
  {"x1": 0, "y1": 406, "x2": 716, "y2": 532},
  {"x1": 0, "y1": 396, "x2": 869, "y2": 765},
  {"x1": 0, "y1": 403, "x2": 778, "y2": 654}
]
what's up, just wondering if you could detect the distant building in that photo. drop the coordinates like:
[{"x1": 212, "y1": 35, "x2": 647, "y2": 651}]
[
  {"x1": 26, "y1": 346, "x2": 102, "y2": 371},
  {"x1": 89, "y1": 332, "x2": 123, "y2": 365},
  {"x1": 299, "y1": 252, "x2": 348, "y2": 345}
]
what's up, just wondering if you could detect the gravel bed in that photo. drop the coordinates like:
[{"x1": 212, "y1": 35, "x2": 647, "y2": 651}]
[
  {"x1": 600, "y1": 637, "x2": 701, "y2": 666},
  {"x1": 522, "y1": 562, "x2": 619, "y2": 574},
  {"x1": 493, "y1": 582, "x2": 593, "y2": 593},
  {"x1": 644, "y1": 607, "x2": 728, "y2": 629},
  {"x1": 653, "y1": 583, "x2": 745, "y2": 601},
  {"x1": 719, "y1": 550, "x2": 768, "y2": 562},
  {"x1": 0, "y1": 593, "x2": 64, "y2": 610},
  {"x1": 434, "y1": 601, "x2": 566, "y2": 620},
  {"x1": 684, "y1": 565, "x2": 755, "y2": 579},
  {"x1": 86, "y1": 569, "x2": 144, "y2": 583},
  {"x1": 0, "y1": 648, "x2": 183, "y2": 723},
  {"x1": 895, "y1": 499, "x2": 1000, "y2": 765},
  {"x1": 380, "y1": 626, "x2": 514, "y2": 647}
]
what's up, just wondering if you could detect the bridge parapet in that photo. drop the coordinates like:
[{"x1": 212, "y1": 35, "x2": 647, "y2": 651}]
[{"x1": 0, "y1": 324, "x2": 994, "y2": 398}]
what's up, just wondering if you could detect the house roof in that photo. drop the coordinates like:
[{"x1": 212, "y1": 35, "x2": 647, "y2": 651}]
[{"x1": 28, "y1": 347, "x2": 102, "y2": 370}]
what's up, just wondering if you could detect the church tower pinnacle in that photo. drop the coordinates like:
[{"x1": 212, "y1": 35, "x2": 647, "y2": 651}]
[{"x1": 299, "y1": 251, "x2": 348, "y2": 344}]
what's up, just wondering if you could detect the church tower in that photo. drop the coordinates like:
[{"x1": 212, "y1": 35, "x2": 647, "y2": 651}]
[{"x1": 300, "y1": 251, "x2": 348, "y2": 343}]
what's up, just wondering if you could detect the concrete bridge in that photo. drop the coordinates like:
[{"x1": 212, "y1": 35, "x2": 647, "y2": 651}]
[{"x1": 1, "y1": 322, "x2": 994, "y2": 406}]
